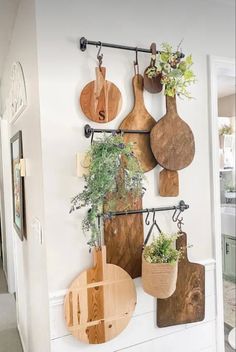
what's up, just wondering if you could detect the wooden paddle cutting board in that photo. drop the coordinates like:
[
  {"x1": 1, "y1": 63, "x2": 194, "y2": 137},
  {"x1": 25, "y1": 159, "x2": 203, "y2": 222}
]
[
  {"x1": 150, "y1": 96, "x2": 195, "y2": 171},
  {"x1": 119, "y1": 74, "x2": 157, "y2": 172},
  {"x1": 157, "y1": 232, "x2": 205, "y2": 327},
  {"x1": 104, "y1": 192, "x2": 144, "y2": 279},
  {"x1": 80, "y1": 67, "x2": 122, "y2": 123},
  {"x1": 65, "y1": 246, "x2": 136, "y2": 344}
]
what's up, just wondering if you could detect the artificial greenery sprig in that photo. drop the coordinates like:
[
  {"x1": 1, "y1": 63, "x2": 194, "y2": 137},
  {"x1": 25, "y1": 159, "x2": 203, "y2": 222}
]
[
  {"x1": 143, "y1": 233, "x2": 183, "y2": 264},
  {"x1": 219, "y1": 124, "x2": 233, "y2": 136},
  {"x1": 70, "y1": 134, "x2": 145, "y2": 248},
  {"x1": 146, "y1": 42, "x2": 196, "y2": 98}
]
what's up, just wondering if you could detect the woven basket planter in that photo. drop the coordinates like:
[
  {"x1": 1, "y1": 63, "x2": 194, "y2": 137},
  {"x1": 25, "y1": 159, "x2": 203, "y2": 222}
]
[{"x1": 142, "y1": 254, "x2": 178, "y2": 299}]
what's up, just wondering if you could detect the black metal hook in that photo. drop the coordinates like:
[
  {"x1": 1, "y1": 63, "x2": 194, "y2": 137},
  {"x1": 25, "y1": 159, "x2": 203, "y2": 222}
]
[
  {"x1": 144, "y1": 220, "x2": 162, "y2": 246},
  {"x1": 172, "y1": 207, "x2": 181, "y2": 222},
  {"x1": 145, "y1": 209, "x2": 150, "y2": 225},
  {"x1": 177, "y1": 217, "x2": 184, "y2": 232},
  {"x1": 152, "y1": 209, "x2": 156, "y2": 223},
  {"x1": 96, "y1": 41, "x2": 103, "y2": 68},
  {"x1": 134, "y1": 47, "x2": 139, "y2": 75}
]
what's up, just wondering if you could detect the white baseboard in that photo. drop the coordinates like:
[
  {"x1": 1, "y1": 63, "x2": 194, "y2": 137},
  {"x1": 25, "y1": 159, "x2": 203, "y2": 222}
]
[{"x1": 17, "y1": 322, "x2": 28, "y2": 352}]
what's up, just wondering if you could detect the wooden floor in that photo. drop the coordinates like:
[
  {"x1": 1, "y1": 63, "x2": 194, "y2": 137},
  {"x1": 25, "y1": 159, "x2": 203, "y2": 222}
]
[{"x1": 225, "y1": 323, "x2": 235, "y2": 352}]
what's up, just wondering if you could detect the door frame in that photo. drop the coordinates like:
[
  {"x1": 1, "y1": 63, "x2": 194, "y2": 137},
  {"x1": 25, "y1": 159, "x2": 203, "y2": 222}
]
[
  {"x1": 0, "y1": 118, "x2": 16, "y2": 293},
  {"x1": 208, "y1": 55, "x2": 235, "y2": 352}
]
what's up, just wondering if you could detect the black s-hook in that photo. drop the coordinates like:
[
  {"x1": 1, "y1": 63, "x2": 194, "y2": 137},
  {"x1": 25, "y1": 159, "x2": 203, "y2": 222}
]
[{"x1": 96, "y1": 41, "x2": 103, "y2": 68}]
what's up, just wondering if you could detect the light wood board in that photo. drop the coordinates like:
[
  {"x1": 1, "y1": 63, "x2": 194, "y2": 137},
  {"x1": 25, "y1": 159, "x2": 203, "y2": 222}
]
[
  {"x1": 80, "y1": 67, "x2": 122, "y2": 123},
  {"x1": 65, "y1": 246, "x2": 136, "y2": 344},
  {"x1": 119, "y1": 74, "x2": 157, "y2": 172}
]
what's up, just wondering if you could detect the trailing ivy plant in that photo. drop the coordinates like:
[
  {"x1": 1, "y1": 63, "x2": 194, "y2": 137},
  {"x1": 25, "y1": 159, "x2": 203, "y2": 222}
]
[
  {"x1": 70, "y1": 134, "x2": 145, "y2": 248},
  {"x1": 146, "y1": 42, "x2": 196, "y2": 98}
]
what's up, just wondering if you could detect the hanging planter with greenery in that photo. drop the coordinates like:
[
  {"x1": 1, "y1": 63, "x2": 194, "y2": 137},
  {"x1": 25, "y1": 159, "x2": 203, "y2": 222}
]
[
  {"x1": 145, "y1": 42, "x2": 196, "y2": 98},
  {"x1": 70, "y1": 134, "x2": 145, "y2": 247},
  {"x1": 142, "y1": 233, "x2": 183, "y2": 298}
]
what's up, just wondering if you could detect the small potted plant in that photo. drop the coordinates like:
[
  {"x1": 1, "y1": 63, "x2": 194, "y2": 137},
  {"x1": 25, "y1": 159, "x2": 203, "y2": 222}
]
[
  {"x1": 145, "y1": 42, "x2": 196, "y2": 98},
  {"x1": 219, "y1": 124, "x2": 233, "y2": 149},
  {"x1": 70, "y1": 134, "x2": 145, "y2": 248},
  {"x1": 142, "y1": 233, "x2": 183, "y2": 298}
]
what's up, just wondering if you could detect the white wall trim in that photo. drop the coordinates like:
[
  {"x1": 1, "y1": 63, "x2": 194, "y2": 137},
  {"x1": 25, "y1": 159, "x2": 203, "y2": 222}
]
[
  {"x1": 18, "y1": 322, "x2": 28, "y2": 352},
  {"x1": 0, "y1": 119, "x2": 16, "y2": 293},
  {"x1": 208, "y1": 55, "x2": 235, "y2": 352},
  {"x1": 49, "y1": 259, "x2": 216, "y2": 308},
  {"x1": 49, "y1": 259, "x2": 216, "y2": 351}
]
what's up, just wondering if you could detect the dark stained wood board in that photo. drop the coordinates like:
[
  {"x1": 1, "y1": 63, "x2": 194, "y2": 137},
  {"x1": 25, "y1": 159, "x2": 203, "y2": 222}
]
[
  {"x1": 157, "y1": 232, "x2": 205, "y2": 327},
  {"x1": 119, "y1": 74, "x2": 157, "y2": 172},
  {"x1": 80, "y1": 67, "x2": 122, "y2": 123},
  {"x1": 143, "y1": 43, "x2": 162, "y2": 94},
  {"x1": 159, "y1": 169, "x2": 179, "y2": 197},
  {"x1": 64, "y1": 246, "x2": 136, "y2": 344},
  {"x1": 150, "y1": 96, "x2": 195, "y2": 171},
  {"x1": 104, "y1": 192, "x2": 144, "y2": 279}
]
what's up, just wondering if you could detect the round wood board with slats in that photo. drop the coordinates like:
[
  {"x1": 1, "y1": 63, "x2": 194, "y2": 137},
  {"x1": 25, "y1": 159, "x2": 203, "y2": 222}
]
[{"x1": 64, "y1": 246, "x2": 137, "y2": 344}]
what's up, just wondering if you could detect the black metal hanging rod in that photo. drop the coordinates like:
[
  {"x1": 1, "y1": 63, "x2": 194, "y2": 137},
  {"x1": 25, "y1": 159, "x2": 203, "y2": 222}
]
[
  {"x1": 80, "y1": 37, "x2": 185, "y2": 58},
  {"x1": 84, "y1": 124, "x2": 149, "y2": 139},
  {"x1": 100, "y1": 200, "x2": 189, "y2": 218}
]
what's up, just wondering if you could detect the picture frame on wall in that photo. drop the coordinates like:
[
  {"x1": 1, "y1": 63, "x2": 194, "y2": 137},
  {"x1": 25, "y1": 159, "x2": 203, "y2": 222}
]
[{"x1": 10, "y1": 131, "x2": 26, "y2": 240}]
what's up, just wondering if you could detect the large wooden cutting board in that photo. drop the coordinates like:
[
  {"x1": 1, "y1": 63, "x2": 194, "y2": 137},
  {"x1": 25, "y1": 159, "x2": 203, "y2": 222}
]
[
  {"x1": 65, "y1": 246, "x2": 136, "y2": 344},
  {"x1": 80, "y1": 67, "x2": 122, "y2": 123},
  {"x1": 119, "y1": 74, "x2": 157, "y2": 172},
  {"x1": 157, "y1": 232, "x2": 205, "y2": 327},
  {"x1": 104, "y1": 192, "x2": 143, "y2": 279}
]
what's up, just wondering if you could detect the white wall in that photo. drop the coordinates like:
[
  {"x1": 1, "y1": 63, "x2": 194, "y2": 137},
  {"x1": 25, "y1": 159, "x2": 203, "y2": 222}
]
[
  {"x1": 0, "y1": 0, "x2": 50, "y2": 351},
  {"x1": 34, "y1": 0, "x2": 235, "y2": 351}
]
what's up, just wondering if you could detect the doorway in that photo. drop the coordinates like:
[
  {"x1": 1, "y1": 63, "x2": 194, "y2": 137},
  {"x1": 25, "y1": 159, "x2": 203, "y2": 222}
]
[{"x1": 208, "y1": 56, "x2": 235, "y2": 352}]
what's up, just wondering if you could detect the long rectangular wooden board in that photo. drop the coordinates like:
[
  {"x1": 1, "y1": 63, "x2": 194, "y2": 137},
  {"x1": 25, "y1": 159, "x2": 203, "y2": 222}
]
[{"x1": 103, "y1": 193, "x2": 143, "y2": 279}]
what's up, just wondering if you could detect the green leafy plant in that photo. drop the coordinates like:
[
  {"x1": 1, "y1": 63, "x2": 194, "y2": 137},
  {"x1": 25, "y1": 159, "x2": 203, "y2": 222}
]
[
  {"x1": 145, "y1": 42, "x2": 196, "y2": 98},
  {"x1": 219, "y1": 124, "x2": 233, "y2": 135},
  {"x1": 225, "y1": 183, "x2": 236, "y2": 192},
  {"x1": 143, "y1": 233, "x2": 183, "y2": 264},
  {"x1": 70, "y1": 134, "x2": 145, "y2": 247}
]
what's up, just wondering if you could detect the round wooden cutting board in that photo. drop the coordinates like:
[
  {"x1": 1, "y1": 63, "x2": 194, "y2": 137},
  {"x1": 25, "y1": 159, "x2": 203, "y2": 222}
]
[
  {"x1": 64, "y1": 246, "x2": 137, "y2": 344},
  {"x1": 119, "y1": 74, "x2": 157, "y2": 172},
  {"x1": 80, "y1": 67, "x2": 122, "y2": 123},
  {"x1": 150, "y1": 96, "x2": 195, "y2": 171}
]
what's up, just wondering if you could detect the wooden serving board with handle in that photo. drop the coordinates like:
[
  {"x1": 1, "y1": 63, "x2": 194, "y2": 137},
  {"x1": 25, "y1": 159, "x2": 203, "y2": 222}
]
[
  {"x1": 65, "y1": 246, "x2": 136, "y2": 344},
  {"x1": 104, "y1": 191, "x2": 143, "y2": 279},
  {"x1": 157, "y1": 232, "x2": 205, "y2": 327},
  {"x1": 80, "y1": 67, "x2": 122, "y2": 123},
  {"x1": 119, "y1": 74, "x2": 157, "y2": 172},
  {"x1": 150, "y1": 96, "x2": 195, "y2": 196}
]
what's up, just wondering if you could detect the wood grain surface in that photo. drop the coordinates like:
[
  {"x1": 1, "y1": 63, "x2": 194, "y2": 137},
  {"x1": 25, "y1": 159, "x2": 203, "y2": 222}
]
[
  {"x1": 64, "y1": 246, "x2": 136, "y2": 344},
  {"x1": 80, "y1": 67, "x2": 122, "y2": 123},
  {"x1": 119, "y1": 74, "x2": 157, "y2": 172},
  {"x1": 157, "y1": 232, "x2": 205, "y2": 327},
  {"x1": 104, "y1": 191, "x2": 144, "y2": 279},
  {"x1": 143, "y1": 43, "x2": 162, "y2": 94},
  {"x1": 159, "y1": 169, "x2": 179, "y2": 197},
  {"x1": 150, "y1": 96, "x2": 195, "y2": 171}
]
